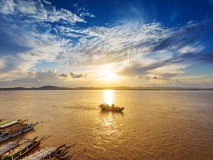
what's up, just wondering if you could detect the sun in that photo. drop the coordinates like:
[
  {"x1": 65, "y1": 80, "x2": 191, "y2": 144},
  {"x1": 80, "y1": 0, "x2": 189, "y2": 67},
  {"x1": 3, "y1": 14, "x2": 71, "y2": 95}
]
[{"x1": 102, "y1": 69, "x2": 117, "y2": 81}]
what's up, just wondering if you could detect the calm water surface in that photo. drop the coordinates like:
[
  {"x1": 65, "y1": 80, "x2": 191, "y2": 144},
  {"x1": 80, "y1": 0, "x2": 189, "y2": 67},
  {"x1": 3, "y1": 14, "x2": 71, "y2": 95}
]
[{"x1": 0, "y1": 90, "x2": 212, "y2": 160}]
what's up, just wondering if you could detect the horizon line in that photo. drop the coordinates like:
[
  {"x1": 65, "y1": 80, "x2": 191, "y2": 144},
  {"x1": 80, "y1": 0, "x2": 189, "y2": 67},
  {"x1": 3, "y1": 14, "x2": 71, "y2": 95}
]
[{"x1": 0, "y1": 86, "x2": 213, "y2": 90}]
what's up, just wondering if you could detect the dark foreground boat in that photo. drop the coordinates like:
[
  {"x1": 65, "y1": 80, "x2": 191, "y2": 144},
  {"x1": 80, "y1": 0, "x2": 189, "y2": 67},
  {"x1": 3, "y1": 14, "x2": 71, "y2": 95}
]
[
  {"x1": 0, "y1": 122, "x2": 38, "y2": 142},
  {"x1": 22, "y1": 143, "x2": 76, "y2": 160},
  {"x1": 0, "y1": 136, "x2": 44, "y2": 160},
  {"x1": 99, "y1": 103, "x2": 125, "y2": 112}
]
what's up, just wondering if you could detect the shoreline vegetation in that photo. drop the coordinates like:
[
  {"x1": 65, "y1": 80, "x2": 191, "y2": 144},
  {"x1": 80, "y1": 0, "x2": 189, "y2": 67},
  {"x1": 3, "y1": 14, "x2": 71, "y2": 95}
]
[{"x1": 0, "y1": 86, "x2": 213, "y2": 91}]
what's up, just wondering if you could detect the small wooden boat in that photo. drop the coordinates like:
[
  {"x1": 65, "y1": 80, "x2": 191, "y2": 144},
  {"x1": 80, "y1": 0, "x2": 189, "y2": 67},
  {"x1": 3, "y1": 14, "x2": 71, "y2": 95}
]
[
  {"x1": 22, "y1": 143, "x2": 76, "y2": 160},
  {"x1": 0, "y1": 138, "x2": 23, "y2": 156},
  {"x1": 0, "y1": 121, "x2": 19, "y2": 130},
  {"x1": 0, "y1": 122, "x2": 38, "y2": 142},
  {"x1": 0, "y1": 119, "x2": 27, "y2": 130},
  {"x1": 99, "y1": 103, "x2": 125, "y2": 112},
  {"x1": 1, "y1": 136, "x2": 44, "y2": 160}
]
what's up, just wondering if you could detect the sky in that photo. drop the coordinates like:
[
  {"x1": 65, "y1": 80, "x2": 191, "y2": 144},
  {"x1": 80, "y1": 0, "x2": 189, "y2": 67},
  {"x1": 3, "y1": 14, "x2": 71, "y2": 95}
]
[{"x1": 0, "y1": 0, "x2": 213, "y2": 88}]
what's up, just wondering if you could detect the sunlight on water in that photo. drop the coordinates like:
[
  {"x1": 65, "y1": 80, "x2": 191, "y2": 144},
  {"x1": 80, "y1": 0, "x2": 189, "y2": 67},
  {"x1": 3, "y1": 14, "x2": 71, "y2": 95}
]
[
  {"x1": 103, "y1": 112, "x2": 113, "y2": 127},
  {"x1": 104, "y1": 90, "x2": 114, "y2": 105},
  {"x1": 101, "y1": 112, "x2": 118, "y2": 136},
  {"x1": 0, "y1": 90, "x2": 212, "y2": 159}
]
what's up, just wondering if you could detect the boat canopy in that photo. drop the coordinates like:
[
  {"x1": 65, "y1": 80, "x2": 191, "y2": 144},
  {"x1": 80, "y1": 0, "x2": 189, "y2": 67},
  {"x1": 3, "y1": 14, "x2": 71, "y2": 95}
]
[
  {"x1": 5, "y1": 124, "x2": 27, "y2": 132},
  {"x1": 0, "y1": 120, "x2": 12, "y2": 126},
  {"x1": 0, "y1": 120, "x2": 19, "y2": 129},
  {"x1": 3, "y1": 141, "x2": 32, "y2": 156},
  {"x1": 22, "y1": 146, "x2": 56, "y2": 160},
  {"x1": 0, "y1": 142, "x2": 17, "y2": 155}
]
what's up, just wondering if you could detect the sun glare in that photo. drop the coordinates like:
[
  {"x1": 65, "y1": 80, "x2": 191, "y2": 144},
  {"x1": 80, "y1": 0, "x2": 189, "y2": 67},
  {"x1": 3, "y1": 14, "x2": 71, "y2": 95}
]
[
  {"x1": 104, "y1": 90, "x2": 114, "y2": 105},
  {"x1": 102, "y1": 69, "x2": 117, "y2": 81}
]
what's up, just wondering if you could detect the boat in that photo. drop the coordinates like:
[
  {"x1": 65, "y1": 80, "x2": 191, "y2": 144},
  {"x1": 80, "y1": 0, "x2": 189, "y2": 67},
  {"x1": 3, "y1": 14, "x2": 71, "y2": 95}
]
[
  {"x1": 0, "y1": 136, "x2": 44, "y2": 160},
  {"x1": 99, "y1": 103, "x2": 125, "y2": 112},
  {"x1": 0, "y1": 122, "x2": 38, "y2": 142},
  {"x1": 0, "y1": 138, "x2": 21, "y2": 156},
  {"x1": 0, "y1": 120, "x2": 20, "y2": 130},
  {"x1": 22, "y1": 143, "x2": 76, "y2": 160},
  {"x1": 0, "y1": 119, "x2": 27, "y2": 130}
]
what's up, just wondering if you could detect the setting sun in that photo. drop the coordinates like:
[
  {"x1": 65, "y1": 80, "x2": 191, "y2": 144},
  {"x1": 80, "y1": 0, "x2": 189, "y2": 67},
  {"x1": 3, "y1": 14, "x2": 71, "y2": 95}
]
[{"x1": 102, "y1": 69, "x2": 117, "y2": 81}]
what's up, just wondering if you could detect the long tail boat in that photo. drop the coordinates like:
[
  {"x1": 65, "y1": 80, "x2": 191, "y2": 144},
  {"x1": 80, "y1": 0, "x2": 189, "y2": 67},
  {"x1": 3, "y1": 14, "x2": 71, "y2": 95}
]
[
  {"x1": 0, "y1": 138, "x2": 23, "y2": 156},
  {"x1": 0, "y1": 137, "x2": 38, "y2": 156},
  {"x1": 0, "y1": 122, "x2": 39, "y2": 143},
  {"x1": 22, "y1": 143, "x2": 76, "y2": 160},
  {"x1": 0, "y1": 119, "x2": 28, "y2": 130},
  {"x1": 0, "y1": 136, "x2": 44, "y2": 160}
]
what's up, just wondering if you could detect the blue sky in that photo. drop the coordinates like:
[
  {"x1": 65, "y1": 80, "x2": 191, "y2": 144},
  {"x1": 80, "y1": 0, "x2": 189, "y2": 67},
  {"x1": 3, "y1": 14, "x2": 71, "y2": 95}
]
[{"x1": 0, "y1": 0, "x2": 213, "y2": 87}]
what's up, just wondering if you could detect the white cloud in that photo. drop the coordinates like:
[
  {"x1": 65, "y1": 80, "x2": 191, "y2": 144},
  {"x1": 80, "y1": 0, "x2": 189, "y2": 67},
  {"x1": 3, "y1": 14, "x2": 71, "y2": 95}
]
[
  {"x1": 4, "y1": 18, "x2": 174, "y2": 67},
  {"x1": 74, "y1": 3, "x2": 95, "y2": 18},
  {"x1": 0, "y1": 56, "x2": 36, "y2": 81},
  {"x1": 0, "y1": 0, "x2": 15, "y2": 14},
  {"x1": 66, "y1": 22, "x2": 173, "y2": 65},
  {"x1": 3, "y1": 55, "x2": 15, "y2": 59},
  {"x1": 178, "y1": 45, "x2": 204, "y2": 54},
  {"x1": 0, "y1": 0, "x2": 85, "y2": 24},
  {"x1": 16, "y1": 0, "x2": 37, "y2": 15},
  {"x1": 0, "y1": 59, "x2": 6, "y2": 69}
]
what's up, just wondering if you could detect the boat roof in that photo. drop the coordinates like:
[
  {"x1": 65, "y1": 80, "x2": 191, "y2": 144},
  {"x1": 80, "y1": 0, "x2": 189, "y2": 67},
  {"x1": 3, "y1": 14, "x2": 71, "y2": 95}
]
[
  {"x1": 22, "y1": 146, "x2": 56, "y2": 160},
  {"x1": 0, "y1": 142, "x2": 17, "y2": 155},
  {"x1": 0, "y1": 120, "x2": 12, "y2": 126},
  {"x1": 0, "y1": 120, "x2": 19, "y2": 129},
  {"x1": 3, "y1": 141, "x2": 33, "y2": 156},
  {"x1": 5, "y1": 124, "x2": 27, "y2": 132}
]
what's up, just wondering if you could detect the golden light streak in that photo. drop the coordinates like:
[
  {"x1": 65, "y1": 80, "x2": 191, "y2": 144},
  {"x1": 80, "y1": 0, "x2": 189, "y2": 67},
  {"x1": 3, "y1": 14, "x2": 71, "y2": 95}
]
[{"x1": 104, "y1": 90, "x2": 114, "y2": 105}]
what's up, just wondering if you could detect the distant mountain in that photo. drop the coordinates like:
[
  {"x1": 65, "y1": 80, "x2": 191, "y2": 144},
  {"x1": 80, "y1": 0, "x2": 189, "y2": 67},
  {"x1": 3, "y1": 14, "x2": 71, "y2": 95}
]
[{"x1": 0, "y1": 86, "x2": 212, "y2": 90}]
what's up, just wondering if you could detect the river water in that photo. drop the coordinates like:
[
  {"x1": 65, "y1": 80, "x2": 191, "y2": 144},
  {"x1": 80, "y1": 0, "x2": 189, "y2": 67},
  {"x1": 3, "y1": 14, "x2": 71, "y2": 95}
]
[{"x1": 0, "y1": 90, "x2": 212, "y2": 160}]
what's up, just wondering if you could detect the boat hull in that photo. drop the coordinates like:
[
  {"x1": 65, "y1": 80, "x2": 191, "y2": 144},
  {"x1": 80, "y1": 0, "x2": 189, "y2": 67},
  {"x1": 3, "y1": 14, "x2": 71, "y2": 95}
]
[
  {"x1": 101, "y1": 108, "x2": 124, "y2": 112},
  {"x1": 0, "y1": 124, "x2": 35, "y2": 142},
  {"x1": 1, "y1": 137, "x2": 43, "y2": 160},
  {"x1": 99, "y1": 104, "x2": 125, "y2": 112}
]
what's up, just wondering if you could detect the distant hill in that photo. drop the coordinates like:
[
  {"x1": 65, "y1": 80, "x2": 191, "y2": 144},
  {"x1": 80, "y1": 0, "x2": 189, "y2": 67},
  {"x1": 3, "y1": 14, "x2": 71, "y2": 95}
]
[{"x1": 0, "y1": 86, "x2": 212, "y2": 90}]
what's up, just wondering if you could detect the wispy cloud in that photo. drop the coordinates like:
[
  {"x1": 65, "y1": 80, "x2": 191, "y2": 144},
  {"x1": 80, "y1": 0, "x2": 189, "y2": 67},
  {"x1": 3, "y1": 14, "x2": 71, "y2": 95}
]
[
  {"x1": 0, "y1": 0, "x2": 85, "y2": 23},
  {"x1": 74, "y1": 2, "x2": 95, "y2": 18},
  {"x1": 68, "y1": 22, "x2": 173, "y2": 65},
  {"x1": 153, "y1": 20, "x2": 213, "y2": 51},
  {"x1": 116, "y1": 43, "x2": 213, "y2": 82},
  {"x1": 115, "y1": 20, "x2": 213, "y2": 83}
]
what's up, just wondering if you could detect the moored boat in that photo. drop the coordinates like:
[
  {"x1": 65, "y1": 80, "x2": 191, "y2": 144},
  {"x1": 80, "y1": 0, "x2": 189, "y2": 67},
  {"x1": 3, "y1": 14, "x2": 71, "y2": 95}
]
[
  {"x1": 0, "y1": 119, "x2": 27, "y2": 130},
  {"x1": 0, "y1": 121, "x2": 19, "y2": 130},
  {"x1": 22, "y1": 143, "x2": 76, "y2": 160},
  {"x1": 0, "y1": 136, "x2": 44, "y2": 160},
  {"x1": 0, "y1": 140, "x2": 19, "y2": 156},
  {"x1": 99, "y1": 103, "x2": 125, "y2": 112},
  {"x1": 0, "y1": 122, "x2": 38, "y2": 143}
]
